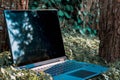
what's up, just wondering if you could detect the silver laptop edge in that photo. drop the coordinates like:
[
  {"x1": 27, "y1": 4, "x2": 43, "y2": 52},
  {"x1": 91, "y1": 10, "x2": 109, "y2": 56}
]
[{"x1": 18, "y1": 56, "x2": 67, "y2": 69}]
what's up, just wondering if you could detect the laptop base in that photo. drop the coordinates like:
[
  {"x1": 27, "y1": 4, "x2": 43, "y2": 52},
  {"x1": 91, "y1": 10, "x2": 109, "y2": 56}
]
[
  {"x1": 52, "y1": 60, "x2": 108, "y2": 80},
  {"x1": 31, "y1": 60, "x2": 108, "y2": 80}
]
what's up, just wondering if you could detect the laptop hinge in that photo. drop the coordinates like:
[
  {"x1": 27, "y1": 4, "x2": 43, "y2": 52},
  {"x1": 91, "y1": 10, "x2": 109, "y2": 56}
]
[{"x1": 59, "y1": 57, "x2": 66, "y2": 62}]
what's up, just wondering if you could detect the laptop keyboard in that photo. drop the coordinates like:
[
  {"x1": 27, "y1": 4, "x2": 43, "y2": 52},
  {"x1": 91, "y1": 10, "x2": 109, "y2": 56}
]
[{"x1": 44, "y1": 61, "x2": 83, "y2": 76}]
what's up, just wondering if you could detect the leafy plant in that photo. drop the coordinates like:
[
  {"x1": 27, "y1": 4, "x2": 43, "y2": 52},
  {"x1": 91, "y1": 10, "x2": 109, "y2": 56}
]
[
  {"x1": 62, "y1": 32, "x2": 120, "y2": 80},
  {"x1": 0, "y1": 51, "x2": 53, "y2": 80},
  {"x1": 0, "y1": 34, "x2": 120, "y2": 80},
  {"x1": 29, "y1": 0, "x2": 99, "y2": 36},
  {"x1": 0, "y1": 66, "x2": 53, "y2": 80}
]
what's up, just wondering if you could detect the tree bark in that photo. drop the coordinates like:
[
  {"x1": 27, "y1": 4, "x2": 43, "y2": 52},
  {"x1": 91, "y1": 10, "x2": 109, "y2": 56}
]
[
  {"x1": 99, "y1": 0, "x2": 120, "y2": 62},
  {"x1": 0, "y1": 0, "x2": 29, "y2": 52}
]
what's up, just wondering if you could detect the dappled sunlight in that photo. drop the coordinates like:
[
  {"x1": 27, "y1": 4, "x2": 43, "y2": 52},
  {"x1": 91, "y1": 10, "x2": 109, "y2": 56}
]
[
  {"x1": 4, "y1": 10, "x2": 66, "y2": 66},
  {"x1": 4, "y1": 11, "x2": 34, "y2": 63},
  {"x1": 63, "y1": 33, "x2": 99, "y2": 57}
]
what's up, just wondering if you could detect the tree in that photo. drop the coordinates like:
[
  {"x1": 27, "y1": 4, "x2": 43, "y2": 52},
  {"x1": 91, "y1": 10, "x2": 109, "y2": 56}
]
[
  {"x1": 99, "y1": 0, "x2": 120, "y2": 62},
  {"x1": 0, "y1": 0, "x2": 29, "y2": 52}
]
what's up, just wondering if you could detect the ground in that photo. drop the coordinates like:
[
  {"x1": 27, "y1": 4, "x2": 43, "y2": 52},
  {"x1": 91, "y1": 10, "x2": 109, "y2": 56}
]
[
  {"x1": 0, "y1": 29, "x2": 120, "y2": 80},
  {"x1": 62, "y1": 29, "x2": 120, "y2": 80}
]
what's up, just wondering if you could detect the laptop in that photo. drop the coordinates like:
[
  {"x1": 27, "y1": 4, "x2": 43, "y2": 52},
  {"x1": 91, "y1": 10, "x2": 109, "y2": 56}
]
[{"x1": 4, "y1": 9, "x2": 108, "y2": 80}]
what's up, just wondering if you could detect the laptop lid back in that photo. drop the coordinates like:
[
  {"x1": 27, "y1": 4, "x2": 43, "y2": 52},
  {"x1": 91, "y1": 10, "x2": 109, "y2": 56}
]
[{"x1": 4, "y1": 10, "x2": 66, "y2": 66}]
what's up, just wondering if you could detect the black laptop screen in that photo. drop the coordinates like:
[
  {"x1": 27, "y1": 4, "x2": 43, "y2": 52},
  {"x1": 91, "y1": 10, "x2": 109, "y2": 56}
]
[{"x1": 4, "y1": 10, "x2": 65, "y2": 66}]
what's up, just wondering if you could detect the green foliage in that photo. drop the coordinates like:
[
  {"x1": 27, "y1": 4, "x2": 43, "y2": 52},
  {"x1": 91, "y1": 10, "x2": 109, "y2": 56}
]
[
  {"x1": 0, "y1": 66, "x2": 53, "y2": 80},
  {"x1": 0, "y1": 34, "x2": 120, "y2": 80},
  {"x1": 29, "y1": 0, "x2": 99, "y2": 37},
  {"x1": 63, "y1": 32, "x2": 120, "y2": 80},
  {"x1": 0, "y1": 51, "x2": 53, "y2": 80},
  {"x1": 58, "y1": 10, "x2": 64, "y2": 17},
  {"x1": 0, "y1": 51, "x2": 12, "y2": 66}
]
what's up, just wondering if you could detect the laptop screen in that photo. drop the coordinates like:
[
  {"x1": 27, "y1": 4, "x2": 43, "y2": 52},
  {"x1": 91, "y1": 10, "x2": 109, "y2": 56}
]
[{"x1": 4, "y1": 10, "x2": 65, "y2": 66}]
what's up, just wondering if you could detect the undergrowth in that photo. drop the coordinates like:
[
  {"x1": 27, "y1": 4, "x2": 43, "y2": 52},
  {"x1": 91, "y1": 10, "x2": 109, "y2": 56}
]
[
  {"x1": 0, "y1": 31, "x2": 120, "y2": 80},
  {"x1": 62, "y1": 31, "x2": 120, "y2": 80}
]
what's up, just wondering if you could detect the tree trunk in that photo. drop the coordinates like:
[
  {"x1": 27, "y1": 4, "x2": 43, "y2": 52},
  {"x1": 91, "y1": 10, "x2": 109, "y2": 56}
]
[
  {"x1": 0, "y1": 0, "x2": 29, "y2": 52},
  {"x1": 99, "y1": 0, "x2": 120, "y2": 62}
]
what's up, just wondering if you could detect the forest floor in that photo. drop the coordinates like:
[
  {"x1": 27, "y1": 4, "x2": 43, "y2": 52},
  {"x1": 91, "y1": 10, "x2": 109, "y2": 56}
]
[
  {"x1": 0, "y1": 28, "x2": 120, "y2": 80},
  {"x1": 61, "y1": 28, "x2": 120, "y2": 80}
]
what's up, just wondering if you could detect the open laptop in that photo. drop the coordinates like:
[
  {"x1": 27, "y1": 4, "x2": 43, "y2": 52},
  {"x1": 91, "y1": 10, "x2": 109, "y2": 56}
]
[{"x1": 4, "y1": 9, "x2": 108, "y2": 80}]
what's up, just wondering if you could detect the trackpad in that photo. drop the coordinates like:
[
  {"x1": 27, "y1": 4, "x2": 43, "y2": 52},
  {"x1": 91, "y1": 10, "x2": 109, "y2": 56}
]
[{"x1": 67, "y1": 70, "x2": 96, "y2": 78}]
